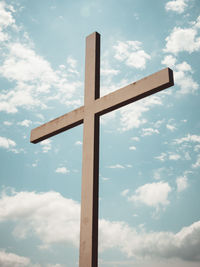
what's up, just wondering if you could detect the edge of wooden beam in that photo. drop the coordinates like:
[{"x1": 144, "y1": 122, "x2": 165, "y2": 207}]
[
  {"x1": 95, "y1": 67, "x2": 174, "y2": 116},
  {"x1": 30, "y1": 106, "x2": 84, "y2": 144}
]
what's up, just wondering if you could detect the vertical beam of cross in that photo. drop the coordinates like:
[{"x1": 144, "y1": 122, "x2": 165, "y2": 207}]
[{"x1": 79, "y1": 32, "x2": 100, "y2": 267}]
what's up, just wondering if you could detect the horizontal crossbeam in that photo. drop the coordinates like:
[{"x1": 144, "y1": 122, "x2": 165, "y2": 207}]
[
  {"x1": 95, "y1": 67, "x2": 173, "y2": 115},
  {"x1": 30, "y1": 106, "x2": 84, "y2": 143},
  {"x1": 30, "y1": 67, "x2": 173, "y2": 144}
]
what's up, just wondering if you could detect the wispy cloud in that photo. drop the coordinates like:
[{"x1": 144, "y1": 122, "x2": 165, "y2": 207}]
[
  {"x1": 176, "y1": 175, "x2": 188, "y2": 192},
  {"x1": 40, "y1": 139, "x2": 52, "y2": 153},
  {"x1": 55, "y1": 167, "x2": 70, "y2": 174},
  {"x1": 192, "y1": 154, "x2": 200, "y2": 168},
  {"x1": 108, "y1": 164, "x2": 125, "y2": 169},
  {"x1": 128, "y1": 182, "x2": 172, "y2": 209},
  {"x1": 142, "y1": 128, "x2": 159, "y2": 136},
  {"x1": 17, "y1": 119, "x2": 32, "y2": 127},
  {"x1": 119, "y1": 95, "x2": 162, "y2": 131}
]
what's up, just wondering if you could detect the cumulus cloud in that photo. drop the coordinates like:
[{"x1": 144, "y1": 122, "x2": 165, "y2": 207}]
[
  {"x1": 0, "y1": 250, "x2": 30, "y2": 267},
  {"x1": 165, "y1": 0, "x2": 189, "y2": 14},
  {"x1": 0, "y1": 189, "x2": 200, "y2": 262},
  {"x1": 0, "y1": 136, "x2": 16, "y2": 150},
  {"x1": 0, "y1": 190, "x2": 80, "y2": 247},
  {"x1": 162, "y1": 58, "x2": 199, "y2": 94},
  {"x1": 161, "y1": 55, "x2": 177, "y2": 68},
  {"x1": 99, "y1": 219, "x2": 200, "y2": 261},
  {"x1": 0, "y1": 5, "x2": 82, "y2": 114},
  {"x1": 128, "y1": 182, "x2": 172, "y2": 209},
  {"x1": 164, "y1": 18, "x2": 200, "y2": 54},
  {"x1": 113, "y1": 40, "x2": 151, "y2": 69}
]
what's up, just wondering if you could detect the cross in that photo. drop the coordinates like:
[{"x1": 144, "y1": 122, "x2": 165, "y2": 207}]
[{"x1": 30, "y1": 32, "x2": 174, "y2": 267}]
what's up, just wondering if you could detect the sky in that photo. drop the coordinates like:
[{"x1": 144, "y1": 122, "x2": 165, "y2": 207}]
[{"x1": 0, "y1": 0, "x2": 200, "y2": 266}]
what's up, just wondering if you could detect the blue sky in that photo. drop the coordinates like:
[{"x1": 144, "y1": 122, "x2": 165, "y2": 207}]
[{"x1": 0, "y1": 0, "x2": 200, "y2": 266}]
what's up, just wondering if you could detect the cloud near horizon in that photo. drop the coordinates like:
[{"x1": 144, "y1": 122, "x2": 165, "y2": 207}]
[{"x1": 0, "y1": 189, "x2": 200, "y2": 262}]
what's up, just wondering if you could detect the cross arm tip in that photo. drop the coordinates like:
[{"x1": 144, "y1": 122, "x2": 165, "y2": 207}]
[{"x1": 166, "y1": 67, "x2": 174, "y2": 86}]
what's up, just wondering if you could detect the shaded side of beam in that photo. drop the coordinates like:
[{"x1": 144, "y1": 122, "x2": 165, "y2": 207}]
[
  {"x1": 30, "y1": 106, "x2": 84, "y2": 143},
  {"x1": 95, "y1": 68, "x2": 174, "y2": 116}
]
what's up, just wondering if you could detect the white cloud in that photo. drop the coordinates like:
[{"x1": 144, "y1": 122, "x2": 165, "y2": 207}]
[
  {"x1": 17, "y1": 119, "x2": 32, "y2": 127},
  {"x1": 101, "y1": 177, "x2": 110, "y2": 181},
  {"x1": 40, "y1": 139, "x2": 52, "y2": 153},
  {"x1": 193, "y1": 15, "x2": 200, "y2": 29},
  {"x1": 1, "y1": 189, "x2": 200, "y2": 262},
  {"x1": 0, "y1": 250, "x2": 30, "y2": 267},
  {"x1": 169, "y1": 153, "x2": 181, "y2": 160},
  {"x1": 55, "y1": 167, "x2": 70, "y2": 174},
  {"x1": 164, "y1": 25, "x2": 200, "y2": 54},
  {"x1": 101, "y1": 68, "x2": 120, "y2": 76},
  {"x1": 75, "y1": 141, "x2": 82, "y2": 146},
  {"x1": 128, "y1": 182, "x2": 172, "y2": 209},
  {"x1": 155, "y1": 152, "x2": 167, "y2": 162},
  {"x1": 162, "y1": 58, "x2": 199, "y2": 95},
  {"x1": 161, "y1": 55, "x2": 177, "y2": 68},
  {"x1": 3, "y1": 121, "x2": 13, "y2": 126},
  {"x1": 0, "y1": 2, "x2": 16, "y2": 42},
  {"x1": 0, "y1": 39, "x2": 82, "y2": 113},
  {"x1": 166, "y1": 124, "x2": 176, "y2": 131},
  {"x1": 165, "y1": 0, "x2": 189, "y2": 14},
  {"x1": 153, "y1": 167, "x2": 167, "y2": 180},
  {"x1": 113, "y1": 40, "x2": 151, "y2": 69},
  {"x1": 0, "y1": 190, "x2": 80, "y2": 247},
  {"x1": 0, "y1": 136, "x2": 16, "y2": 149},
  {"x1": 192, "y1": 154, "x2": 200, "y2": 168},
  {"x1": 131, "y1": 137, "x2": 140, "y2": 142},
  {"x1": 129, "y1": 146, "x2": 136, "y2": 151},
  {"x1": 119, "y1": 95, "x2": 162, "y2": 131},
  {"x1": 108, "y1": 164, "x2": 125, "y2": 169},
  {"x1": 121, "y1": 189, "x2": 130, "y2": 197},
  {"x1": 174, "y1": 62, "x2": 198, "y2": 94},
  {"x1": 99, "y1": 219, "x2": 200, "y2": 261},
  {"x1": 67, "y1": 56, "x2": 79, "y2": 75},
  {"x1": 125, "y1": 164, "x2": 132, "y2": 168},
  {"x1": 176, "y1": 176, "x2": 188, "y2": 192},
  {"x1": 142, "y1": 128, "x2": 159, "y2": 136},
  {"x1": 174, "y1": 134, "x2": 200, "y2": 144}
]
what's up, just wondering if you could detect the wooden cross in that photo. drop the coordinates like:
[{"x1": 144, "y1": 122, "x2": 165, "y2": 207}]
[{"x1": 30, "y1": 32, "x2": 174, "y2": 267}]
